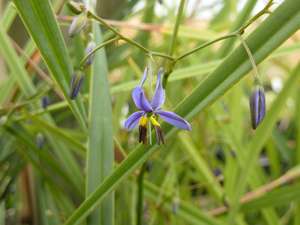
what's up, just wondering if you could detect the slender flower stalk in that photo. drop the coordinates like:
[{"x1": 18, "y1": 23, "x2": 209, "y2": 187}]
[
  {"x1": 124, "y1": 68, "x2": 191, "y2": 144},
  {"x1": 238, "y1": 34, "x2": 266, "y2": 129}
]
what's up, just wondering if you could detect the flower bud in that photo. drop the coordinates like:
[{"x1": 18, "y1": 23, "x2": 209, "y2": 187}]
[
  {"x1": 41, "y1": 96, "x2": 50, "y2": 109},
  {"x1": 68, "y1": 13, "x2": 87, "y2": 38},
  {"x1": 70, "y1": 73, "x2": 84, "y2": 100},
  {"x1": 249, "y1": 87, "x2": 266, "y2": 129},
  {"x1": 36, "y1": 133, "x2": 45, "y2": 149},
  {"x1": 84, "y1": 41, "x2": 96, "y2": 67},
  {"x1": 67, "y1": 1, "x2": 86, "y2": 14}
]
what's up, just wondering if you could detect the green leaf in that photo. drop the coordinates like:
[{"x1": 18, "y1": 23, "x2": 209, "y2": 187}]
[
  {"x1": 13, "y1": 0, "x2": 87, "y2": 130},
  {"x1": 63, "y1": 1, "x2": 300, "y2": 224},
  {"x1": 86, "y1": 23, "x2": 114, "y2": 225}
]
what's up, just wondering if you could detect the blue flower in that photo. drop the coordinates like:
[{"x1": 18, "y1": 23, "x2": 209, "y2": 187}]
[{"x1": 124, "y1": 68, "x2": 191, "y2": 144}]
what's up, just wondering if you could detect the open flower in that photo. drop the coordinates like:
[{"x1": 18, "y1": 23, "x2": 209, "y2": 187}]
[{"x1": 124, "y1": 68, "x2": 191, "y2": 144}]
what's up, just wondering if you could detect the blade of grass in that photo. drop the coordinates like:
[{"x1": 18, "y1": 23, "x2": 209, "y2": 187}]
[
  {"x1": 86, "y1": 22, "x2": 114, "y2": 225},
  {"x1": 63, "y1": 1, "x2": 300, "y2": 224},
  {"x1": 178, "y1": 132, "x2": 223, "y2": 201},
  {"x1": 218, "y1": 0, "x2": 258, "y2": 57},
  {"x1": 13, "y1": 0, "x2": 87, "y2": 130},
  {"x1": 145, "y1": 182, "x2": 226, "y2": 225},
  {"x1": 0, "y1": 21, "x2": 84, "y2": 194}
]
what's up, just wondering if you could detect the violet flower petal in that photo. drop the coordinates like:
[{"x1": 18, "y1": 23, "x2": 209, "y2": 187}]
[
  {"x1": 139, "y1": 67, "x2": 148, "y2": 87},
  {"x1": 124, "y1": 111, "x2": 144, "y2": 130},
  {"x1": 156, "y1": 110, "x2": 191, "y2": 130},
  {"x1": 132, "y1": 87, "x2": 152, "y2": 112},
  {"x1": 151, "y1": 68, "x2": 165, "y2": 110}
]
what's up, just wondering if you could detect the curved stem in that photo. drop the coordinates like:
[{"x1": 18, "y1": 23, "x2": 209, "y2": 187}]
[
  {"x1": 80, "y1": 36, "x2": 119, "y2": 68},
  {"x1": 87, "y1": 11, "x2": 174, "y2": 61},
  {"x1": 175, "y1": 33, "x2": 238, "y2": 62},
  {"x1": 237, "y1": 34, "x2": 261, "y2": 84}
]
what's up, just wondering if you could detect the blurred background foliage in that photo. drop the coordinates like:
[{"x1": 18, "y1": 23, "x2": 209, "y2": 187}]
[{"x1": 0, "y1": 0, "x2": 299, "y2": 225}]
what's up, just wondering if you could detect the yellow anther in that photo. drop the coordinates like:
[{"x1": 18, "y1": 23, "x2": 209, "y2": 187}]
[
  {"x1": 139, "y1": 116, "x2": 148, "y2": 127},
  {"x1": 150, "y1": 115, "x2": 160, "y2": 127}
]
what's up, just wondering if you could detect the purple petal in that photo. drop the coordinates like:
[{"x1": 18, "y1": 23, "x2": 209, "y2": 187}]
[
  {"x1": 139, "y1": 67, "x2": 148, "y2": 87},
  {"x1": 151, "y1": 68, "x2": 165, "y2": 110},
  {"x1": 132, "y1": 87, "x2": 152, "y2": 112},
  {"x1": 124, "y1": 111, "x2": 144, "y2": 130},
  {"x1": 156, "y1": 110, "x2": 191, "y2": 130}
]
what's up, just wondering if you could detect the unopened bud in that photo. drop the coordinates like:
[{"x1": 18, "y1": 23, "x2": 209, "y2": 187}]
[
  {"x1": 41, "y1": 96, "x2": 50, "y2": 109},
  {"x1": 249, "y1": 86, "x2": 266, "y2": 129},
  {"x1": 67, "y1": 1, "x2": 86, "y2": 14},
  {"x1": 84, "y1": 41, "x2": 96, "y2": 67},
  {"x1": 70, "y1": 73, "x2": 84, "y2": 99},
  {"x1": 36, "y1": 133, "x2": 45, "y2": 149},
  {"x1": 68, "y1": 13, "x2": 87, "y2": 38}
]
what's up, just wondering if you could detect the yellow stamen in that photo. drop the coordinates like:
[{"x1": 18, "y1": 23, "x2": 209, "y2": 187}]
[
  {"x1": 150, "y1": 115, "x2": 160, "y2": 127},
  {"x1": 139, "y1": 116, "x2": 148, "y2": 127}
]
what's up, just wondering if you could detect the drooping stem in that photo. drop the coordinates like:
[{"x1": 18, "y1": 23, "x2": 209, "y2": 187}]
[
  {"x1": 136, "y1": 163, "x2": 146, "y2": 225},
  {"x1": 237, "y1": 34, "x2": 261, "y2": 84}
]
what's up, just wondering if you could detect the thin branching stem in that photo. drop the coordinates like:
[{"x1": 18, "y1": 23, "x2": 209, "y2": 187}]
[
  {"x1": 87, "y1": 11, "x2": 174, "y2": 61},
  {"x1": 80, "y1": 36, "x2": 119, "y2": 68},
  {"x1": 175, "y1": 33, "x2": 238, "y2": 62}
]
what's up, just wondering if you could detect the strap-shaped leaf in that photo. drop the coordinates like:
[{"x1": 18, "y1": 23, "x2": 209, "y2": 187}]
[
  {"x1": 13, "y1": 0, "x2": 86, "y2": 129},
  {"x1": 86, "y1": 23, "x2": 114, "y2": 225}
]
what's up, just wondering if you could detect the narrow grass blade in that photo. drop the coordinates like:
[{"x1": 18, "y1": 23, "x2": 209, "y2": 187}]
[
  {"x1": 13, "y1": 0, "x2": 87, "y2": 129},
  {"x1": 178, "y1": 132, "x2": 223, "y2": 201},
  {"x1": 86, "y1": 23, "x2": 114, "y2": 225}
]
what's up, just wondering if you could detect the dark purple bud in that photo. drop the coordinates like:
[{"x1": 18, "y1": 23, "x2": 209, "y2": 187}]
[
  {"x1": 249, "y1": 87, "x2": 266, "y2": 129},
  {"x1": 36, "y1": 133, "x2": 45, "y2": 149},
  {"x1": 139, "y1": 125, "x2": 147, "y2": 144},
  {"x1": 70, "y1": 73, "x2": 84, "y2": 100},
  {"x1": 41, "y1": 96, "x2": 50, "y2": 109},
  {"x1": 213, "y1": 168, "x2": 222, "y2": 177},
  {"x1": 68, "y1": 13, "x2": 87, "y2": 37},
  {"x1": 154, "y1": 126, "x2": 164, "y2": 145},
  {"x1": 84, "y1": 41, "x2": 96, "y2": 67}
]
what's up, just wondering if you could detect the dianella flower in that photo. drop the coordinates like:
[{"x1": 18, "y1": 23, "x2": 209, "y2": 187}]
[
  {"x1": 68, "y1": 12, "x2": 87, "y2": 37},
  {"x1": 249, "y1": 86, "x2": 266, "y2": 129},
  {"x1": 84, "y1": 41, "x2": 96, "y2": 67},
  {"x1": 124, "y1": 68, "x2": 191, "y2": 144}
]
